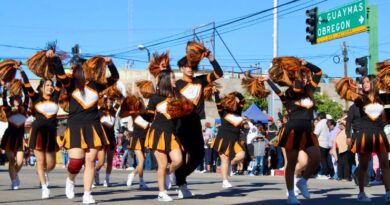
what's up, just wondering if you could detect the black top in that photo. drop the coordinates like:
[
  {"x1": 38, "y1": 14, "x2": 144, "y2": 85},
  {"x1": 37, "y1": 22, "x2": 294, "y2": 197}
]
[
  {"x1": 345, "y1": 104, "x2": 361, "y2": 138},
  {"x1": 176, "y1": 60, "x2": 223, "y2": 119},
  {"x1": 354, "y1": 95, "x2": 385, "y2": 130},
  {"x1": 55, "y1": 57, "x2": 119, "y2": 122},
  {"x1": 268, "y1": 62, "x2": 322, "y2": 120},
  {"x1": 20, "y1": 70, "x2": 61, "y2": 124},
  {"x1": 2, "y1": 86, "x2": 29, "y2": 127},
  {"x1": 379, "y1": 92, "x2": 390, "y2": 123},
  {"x1": 133, "y1": 115, "x2": 149, "y2": 139},
  {"x1": 215, "y1": 92, "x2": 245, "y2": 139}
]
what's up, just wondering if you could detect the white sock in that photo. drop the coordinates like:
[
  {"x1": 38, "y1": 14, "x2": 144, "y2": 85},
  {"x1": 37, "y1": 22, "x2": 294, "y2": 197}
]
[
  {"x1": 105, "y1": 174, "x2": 110, "y2": 180},
  {"x1": 139, "y1": 177, "x2": 144, "y2": 182},
  {"x1": 288, "y1": 190, "x2": 295, "y2": 196},
  {"x1": 42, "y1": 184, "x2": 48, "y2": 189},
  {"x1": 159, "y1": 191, "x2": 166, "y2": 195},
  {"x1": 84, "y1": 191, "x2": 91, "y2": 196},
  {"x1": 223, "y1": 180, "x2": 229, "y2": 184}
]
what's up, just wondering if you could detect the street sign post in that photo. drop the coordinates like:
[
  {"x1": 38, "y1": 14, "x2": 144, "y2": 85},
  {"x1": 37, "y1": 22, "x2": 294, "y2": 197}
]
[{"x1": 316, "y1": 0, "x2": 367, "y2": 44}]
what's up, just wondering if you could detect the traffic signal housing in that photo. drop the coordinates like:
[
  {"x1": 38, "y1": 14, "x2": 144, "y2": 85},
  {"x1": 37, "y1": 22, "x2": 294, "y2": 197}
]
[
  {"x1": 355, "y1": 56, "x2": 368, "y2": 76},
  {"x1": 306, "y1": 7, "x2": 318, "y2": 45}
]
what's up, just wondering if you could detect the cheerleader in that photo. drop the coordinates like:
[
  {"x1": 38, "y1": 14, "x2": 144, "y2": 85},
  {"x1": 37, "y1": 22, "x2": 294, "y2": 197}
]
[
  {"x1": 344, "y1": 75, "x2": 390, "y2": 202},
  {"x1": 143, "y1": 69, "x2": 183, "y2": 202},
  {"x1": 211, "y1": 89, "x2": 245, "y2": 188},
  {"x1": 55, "y1": 50, "x2": 119, "y2": 204},
  {"x1": 19, "y1": 64, "x2": 62, "y2": 198},
  {"x1": 175, "y1": 42, "x2": 223, "y2": 198},
  {"x1": 0, "y1": 81, "x2": 29, "y2": 190},
  {"x1": 263, "y1": 58, "x2": 322, "y2": 204},
  {"x1": 94, "y1": 96, "x2": 119, "y2": 187},
  {"x1": 126, "y1": 99, "x2": 149, "y2": 190}
]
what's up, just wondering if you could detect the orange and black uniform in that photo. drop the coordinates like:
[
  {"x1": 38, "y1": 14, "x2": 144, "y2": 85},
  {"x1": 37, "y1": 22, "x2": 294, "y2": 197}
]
[
  {"x1": 211, "y1": 92, "x2": 245, "y2": 158},
  {"x1": 20, "y1": 71, "x2": 61, "y2": 152},
  {"x1": 144, "y1": 95, "x2": 181, "y2": 153},
  {"x1": 56, "y1": 59, "x2": 120, "y2": 149},
  {"x1": 129, "y1": 114, "x2": 149, "y2": 151},
  {"x1": 351, "y1": 96, "x2": 389, "y2": 153},
  {"x1": 268, "y1": 62, "x2": 322, "y2": 150},
  {"x1": 0, "y1": 87, "x2": 29, "y2": 153},
  {"x1": 99, "y1": 107, "x2": 118, "y2": 151},
  {"x1": 175, "y1": 60, "x2": 223, "y2": 186}
]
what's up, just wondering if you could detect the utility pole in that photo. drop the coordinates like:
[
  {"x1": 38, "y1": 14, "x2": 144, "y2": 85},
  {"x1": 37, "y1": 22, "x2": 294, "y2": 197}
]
[
  {"x1": 368, "y1": 4, "x2": 378, "y2": 74},
  {"x1": 268, "y1": 0, "x2": 282, "y2": 122},
  {"x1": 342, "y1": 41, "x2": 349, "y2": 110}
]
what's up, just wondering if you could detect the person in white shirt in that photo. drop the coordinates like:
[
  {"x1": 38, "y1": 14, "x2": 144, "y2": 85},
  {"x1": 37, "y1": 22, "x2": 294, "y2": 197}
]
[{"x1": 314, "y1": 112, "x2": 330, "y2": 178}]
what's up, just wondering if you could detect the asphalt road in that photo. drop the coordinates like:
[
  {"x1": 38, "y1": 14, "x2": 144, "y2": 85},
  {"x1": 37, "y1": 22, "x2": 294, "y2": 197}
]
[{"x1": 0, "y1": 166, "x2": 387, "y2": 205}]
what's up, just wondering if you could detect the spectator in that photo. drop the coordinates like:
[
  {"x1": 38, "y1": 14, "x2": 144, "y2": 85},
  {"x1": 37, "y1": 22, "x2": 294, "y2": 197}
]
[
  {"x1": 250, "y1": 134, "x2": 269, "y2": 176},
  {"x1": 314, "y1": 112, "x2": 330, "y2": 178},
  {"x1": 331, "y1": 119, "x2": 352, "y2": 181},
  {"x1": 204, "y1": 122, "x2": 215, "y2": 173},
  {"x1": 327, "y1": 119, "x2": 339, "y2": 179}
]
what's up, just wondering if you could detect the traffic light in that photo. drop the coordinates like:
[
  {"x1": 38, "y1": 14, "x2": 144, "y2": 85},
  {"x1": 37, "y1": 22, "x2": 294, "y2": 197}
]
[
  {"x1": 306, "y1": 7, "x2": 318, "y2": 45},
  {"x1": 355, "y1": 56, "x2": 368, "y2": 76}
]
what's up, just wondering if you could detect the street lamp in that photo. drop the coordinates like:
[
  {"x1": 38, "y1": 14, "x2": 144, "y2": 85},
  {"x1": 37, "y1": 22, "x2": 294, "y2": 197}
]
[{"x1": 138, "y1": 44, "x2": 150, "y2": 61}]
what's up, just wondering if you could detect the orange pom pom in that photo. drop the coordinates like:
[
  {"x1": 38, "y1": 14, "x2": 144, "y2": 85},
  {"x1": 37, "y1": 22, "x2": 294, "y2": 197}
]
[
  {"x1": 0, "y1": 60, "x2": 19, "y2": 82},
  {"x1": 119, "y1": 95, "x2": 145, "y2": 118},
  {"x1": 148, "y1": 51, "x2": 170, "y2": 78},
  {"x1": 83, "y1": 56, "x2": 107, "y2": 84},
  {"x1": 241, "y1": 71, "x2": 270, "y2": 99},
  {"x1": 186, "y1": 41, "x2": 209, "y2": 69},
  {"x1": 167, "y1": 98, "x2": 193, "y2": 118},
  {"x1": 136, "y1": 80, "x2": 155, "y2": 99},
  {"x1": 335, "y1": 77, "x2": 360, "y2": 101}
]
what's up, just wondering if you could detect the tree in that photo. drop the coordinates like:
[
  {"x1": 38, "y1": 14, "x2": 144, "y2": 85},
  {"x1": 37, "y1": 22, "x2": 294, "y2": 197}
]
[
  {"x1": 243, "y1": 93, "x2": 268, "y2": 112},
  {"x1": 314, "y1": 92, "x2": 343, "y2": 120}
]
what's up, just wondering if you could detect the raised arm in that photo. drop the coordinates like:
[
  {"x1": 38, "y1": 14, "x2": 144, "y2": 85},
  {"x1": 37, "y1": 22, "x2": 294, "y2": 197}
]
[
  {"x1": 20, "y1": 69, "x2": 38, "y2": 100},
  {"x1": 52, "y1": 56, "x2": 71, "y2": 89},
  {"x1": 267, "y1": 79, "x2": 286, "y2": 104},
  {"x1": 22, "y1": 85, "x2": 30, "y2": 109},
  {"x1": 106, "y1": 59, "x2": 119, "y2": 86},
  {"x1": 205, "y1": 54, "x2": 223, "y2": 84},
  {"x1": 306, "y1": 62, "x2": 322, "y2": 90},
  {"x1": 235, "y1": 92, "x2": 245, "y2": 114},
  {"x1": 214, "y1": 92, "x2": 224, "y2": 118}
]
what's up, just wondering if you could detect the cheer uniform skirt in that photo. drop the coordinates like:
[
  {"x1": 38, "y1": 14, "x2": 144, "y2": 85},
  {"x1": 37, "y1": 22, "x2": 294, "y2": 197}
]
[
  {"x1": 0, "y1": 126, "x2": 25, "y2": 153},
  {"x1": 28, "y1": 120, "x2": 59, "y2": 152},
  {"x1": 103, "y1": 126, "x2": 116, "y2": 151},
  {"x1": 277, "y1": 120, "x2": 319, "y2": 150},
  {"x1": 211, "y1": 135, "x2": 244, "y2": 158},
  {"x1": 129, "y1": 135, "x2": 146, "y2": 151},
  {"x1": 63, "y1": 120, "x2": 110, "y2": 149},
  {"x1": 145, "y1": 121, "x2": 181, "y2": 153},
  {"x1": 351, "y1": 126, "x2": 390, "y2": 154}
]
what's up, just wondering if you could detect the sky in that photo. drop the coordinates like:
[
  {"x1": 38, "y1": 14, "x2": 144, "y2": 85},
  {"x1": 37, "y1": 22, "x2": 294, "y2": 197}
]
[{"x1": 1, "y1": 0, "x2": 390, "y2": 79}]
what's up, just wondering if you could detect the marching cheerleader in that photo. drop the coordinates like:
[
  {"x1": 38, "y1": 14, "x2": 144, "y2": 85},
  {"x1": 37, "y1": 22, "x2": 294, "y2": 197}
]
[
  {"x1": 211, "y1": 89, "x2": 245, "y2": 188},
  {"x1": 0, "y1": 79, "x2": 29, "y2": 190},
  {"x1": 339, "y1": 74, "x2": 390, "y2": 202},
  {"x1": 175, "y1": 41, "x2": 223, "y2": 198},
  {"x1": 54, "y1": 48, "x2": 119, "y2": 204},
  {"x1": 94, "y1": 96, "x2": 119, "y2": 187},
  {"x1": 19, "y1": 64, "x2": 62, "y2": 198},
  {"x1": 143, "y1": 69, "x2": 184, "y2": 202},
  {"x1": 262, "y1": 57, "x2": 322, "y2": 204},
  {"x1": 125, "y1": 96, "x2": 149, "y2": 190}
]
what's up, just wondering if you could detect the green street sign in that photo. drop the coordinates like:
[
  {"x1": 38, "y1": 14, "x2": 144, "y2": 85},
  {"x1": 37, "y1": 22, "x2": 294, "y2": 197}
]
[{"x1": 316, "y1": 0, "x2": 367, "y2": 44}]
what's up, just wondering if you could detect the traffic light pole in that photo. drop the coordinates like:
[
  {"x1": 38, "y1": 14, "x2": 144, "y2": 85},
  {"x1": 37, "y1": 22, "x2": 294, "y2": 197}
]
[
  {"x1": 368, "y1": 4, "x2": 378, "y2": 75},
  {"x1": 343, "y1": 41, "x2": 349, "y2": 110}
]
